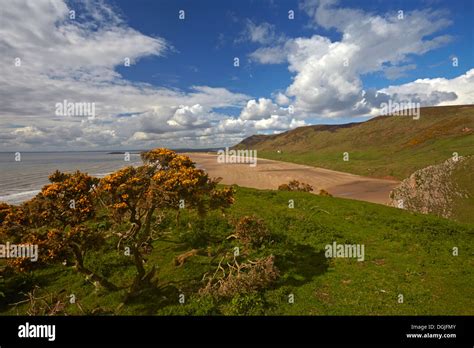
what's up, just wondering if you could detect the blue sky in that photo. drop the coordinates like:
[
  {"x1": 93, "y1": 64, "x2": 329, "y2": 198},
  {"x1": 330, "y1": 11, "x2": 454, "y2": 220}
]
[
  {"x1": 115, "y1": 0, "x2": 474, "y2": 116},
  {"x1": 0, "y1": 0, "x2": 473, "y2": 150}
]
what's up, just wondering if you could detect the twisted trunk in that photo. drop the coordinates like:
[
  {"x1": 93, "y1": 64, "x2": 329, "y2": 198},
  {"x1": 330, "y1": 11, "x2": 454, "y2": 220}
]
[
  {"x1": 129, "y1": 208, "x2": 157, "y2": 293},
  {"x1": 70, "y1": 243, "x2": 117, "y2": 291}
]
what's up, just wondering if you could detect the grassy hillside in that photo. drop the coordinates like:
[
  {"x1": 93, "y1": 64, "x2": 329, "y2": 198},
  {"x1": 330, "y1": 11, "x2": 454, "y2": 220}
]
[
  {"x1": 234, "y1": 105, "x2": 474, "y2": 180},
  {"x1": 451, "y1": 156, "x2": 474, "y2": 223},
  {"x1": 2, "y1": 186, "x2": 472, "y2": 315}
]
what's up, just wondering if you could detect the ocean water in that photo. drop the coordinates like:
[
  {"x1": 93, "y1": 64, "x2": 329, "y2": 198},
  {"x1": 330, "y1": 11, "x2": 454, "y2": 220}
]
[{"x1": 0, "y1": 152, "x2": 142, "y2": 205}]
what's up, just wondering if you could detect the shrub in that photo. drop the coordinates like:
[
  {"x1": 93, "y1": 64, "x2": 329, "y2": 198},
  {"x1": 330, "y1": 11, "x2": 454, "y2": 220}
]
[
  {"x1": 224, "y1": 293, "x2": 266, "y2": 315},
  {"x1": 278, "y1": 180, "x2": 313, "y2": 192},
  {"x1": 318, "y1": 189, "x2": 333, "y2": 197},
  {"x1": 0, "y1": 203, "x2": 28, "y2": 242},
  {"x1": 231, "y1": 215, "x2": 270, "y2": 248}
]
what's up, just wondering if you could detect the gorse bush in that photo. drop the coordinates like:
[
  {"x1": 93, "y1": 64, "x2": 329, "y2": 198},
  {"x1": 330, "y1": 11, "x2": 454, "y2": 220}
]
[
  {"x1": 0, "y1": 148, "x2": 239, "y2": 299},
  {"x1": 231, "y1": 215, "x2": 271, "y2": 248},
  {"x1": 278, "y1": 180, "x2": 313, "y2": 192},
  {"x1": 318, "y1": 189, "x2": 332, "y2": 197}
]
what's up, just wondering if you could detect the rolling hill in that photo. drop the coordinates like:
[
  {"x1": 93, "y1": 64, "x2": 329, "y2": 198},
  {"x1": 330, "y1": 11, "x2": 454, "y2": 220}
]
[{"x1": 233, "y1": 105, "x2": 474, "y2": 180}]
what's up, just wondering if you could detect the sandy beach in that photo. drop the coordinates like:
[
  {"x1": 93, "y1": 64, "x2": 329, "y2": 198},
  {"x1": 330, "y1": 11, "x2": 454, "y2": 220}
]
[
  {"x1": 0, "y1": 151, "x2": 399, "y2": 206},
  {"x1": 185, "y1": 152, "x2": 400, "y2": 205}
]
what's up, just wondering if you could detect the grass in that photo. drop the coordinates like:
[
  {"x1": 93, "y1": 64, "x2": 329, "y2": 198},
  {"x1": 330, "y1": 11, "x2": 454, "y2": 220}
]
[
  {"x1": 1, "y1": 185, "x2": 472, "y2": 315},
  {"x1": 235, "y1": 105, "x2": 474, "y2": 180},
  {"x1": 451, "y1": 156, "x2": 474, "y2": 223}
]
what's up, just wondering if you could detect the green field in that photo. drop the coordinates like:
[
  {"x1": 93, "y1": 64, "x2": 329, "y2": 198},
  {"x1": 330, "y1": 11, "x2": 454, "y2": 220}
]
[
  {"x1": 2, "y1": 186, "x2": 472, "y2": 315},
  {"x1": 235, "y1": 105, "x2": 474, "y2": 180}
]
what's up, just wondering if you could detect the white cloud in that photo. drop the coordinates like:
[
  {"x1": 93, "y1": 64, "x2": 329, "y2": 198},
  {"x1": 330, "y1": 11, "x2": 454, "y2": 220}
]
[
  {"x1": 238, "y1": 20, "x2": 282, "y2": 45},
  {"x1": 0, "y1": 0, "x2": 254, "y2": 150},
  {"x1": 240, "y1": 98, "x2": 289, "y2": 120},
  {"x1": 12, "y1": 126, "x2": 49, "y2": 145},
  {"x1": 249, "y1": 45, "x2": 289, "y2": 64},
  {"x1": 275, "y1": 92, "x2": 291, "y2": 106},
  {"x1": 254, "y1": 115, "x2": 306, "y2": 130},
  {"x1": 249, "y1": 0, "x2": 469, "y2": 118},
  {"x1": 376, "y1": 68, "x2": 474, "y2": 108},
  {"x1": 229, "y1": 97, "x2": 305, "y2": 134},
  {"x1": 1, "y1": 0, "x2": 472, "y2": 151},
  {"x1": 169, "y1": 105, "x2": 207, "y2": 127}
]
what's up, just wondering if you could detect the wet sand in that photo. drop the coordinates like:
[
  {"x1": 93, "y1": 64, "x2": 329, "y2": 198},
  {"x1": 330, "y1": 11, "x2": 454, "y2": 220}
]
[{"x1": 185, "y1": 153, "x2": 399, "y2": 205}]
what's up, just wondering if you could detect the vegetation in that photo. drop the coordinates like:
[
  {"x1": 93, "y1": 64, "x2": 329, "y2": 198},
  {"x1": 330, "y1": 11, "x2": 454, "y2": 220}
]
[
  {"x1": 97, "y1": 149, "x2": 233, "y2": 295},
  {"x1": 451, "y1": 156, "x2": 474, "y2": 223},
  {"x1": 278, "y1": 180, "x2": 314, "y2": 192},
  {"x1": 1, "y1": 148, "x2": 472, "y2": 315},
  {"x1": 278, "y1": 181, "x2": 332, "y2": 197},
  {"x1": 318, "y1": 189, "x2": 332, "y2": 197},
  {"x1": 1, "y1": 149, "x2": 287, "y2": 315}
]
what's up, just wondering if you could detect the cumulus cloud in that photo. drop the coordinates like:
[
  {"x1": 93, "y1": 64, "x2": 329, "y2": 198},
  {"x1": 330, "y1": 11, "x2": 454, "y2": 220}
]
[
  {"x1": 226, "y1": 97, "x2": 306, "y2": 134},
  {"x1": 254, "y1": 115, "x2": 306, "y2": 130},
  {"x1": 274, "y1": 92, "x2": 291, "y2": 106},
  {"x1": 0, "y1": 0, "x2": 261, "y2": 150},
  {"x1": 240, "y1": 98, "x2": 290, "y2": 120},
  {"x1": 169, "y1": 105, "x2": 208, "y2": 127},
  {"x1": 377, "y1": 68, "x2": 474, "y2": 107},
  {"x1": 242, "y1": 20, "x2": 290, "y2": 64},
  {"x1": 249, "y1": 0, "x2": 471, "y2": 118}
]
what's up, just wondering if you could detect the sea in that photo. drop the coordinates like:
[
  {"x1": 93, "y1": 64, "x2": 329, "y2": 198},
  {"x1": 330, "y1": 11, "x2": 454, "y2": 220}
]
[{"x1": 0, "y1": 151, "x2": 143, "y2": 205}]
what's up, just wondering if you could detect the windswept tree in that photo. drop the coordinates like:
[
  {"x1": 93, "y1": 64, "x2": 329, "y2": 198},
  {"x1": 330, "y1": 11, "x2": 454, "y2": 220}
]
[
  {"x1": 30, "y1": 170, "x2": 116, "y2": 290},
  {"x1": 99, "y1": 148, "x2": 235, "y2": 293},
  {"x1": 99, "y1": 165, "x2": 157, "y2": 291}
]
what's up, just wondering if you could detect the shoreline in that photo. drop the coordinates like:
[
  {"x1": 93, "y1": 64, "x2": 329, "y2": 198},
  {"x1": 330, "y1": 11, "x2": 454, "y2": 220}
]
[
  {"x1": 185, "y1": 152, "x2": 399, "y2": 205},
  {"x1": 0, "y1": 151, "x2": 399, "y2": 206}
]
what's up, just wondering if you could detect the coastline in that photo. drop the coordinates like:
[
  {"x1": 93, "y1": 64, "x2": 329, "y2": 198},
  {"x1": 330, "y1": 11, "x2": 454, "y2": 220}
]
[{"x1": 0, "y1": 151, "x2": 399, "y2": 206}]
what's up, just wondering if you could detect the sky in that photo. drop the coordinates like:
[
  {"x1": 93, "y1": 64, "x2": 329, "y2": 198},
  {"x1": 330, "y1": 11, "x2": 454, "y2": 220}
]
[{"x1": 0, "y1": 0, "x2": 473, "y2": 151}]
